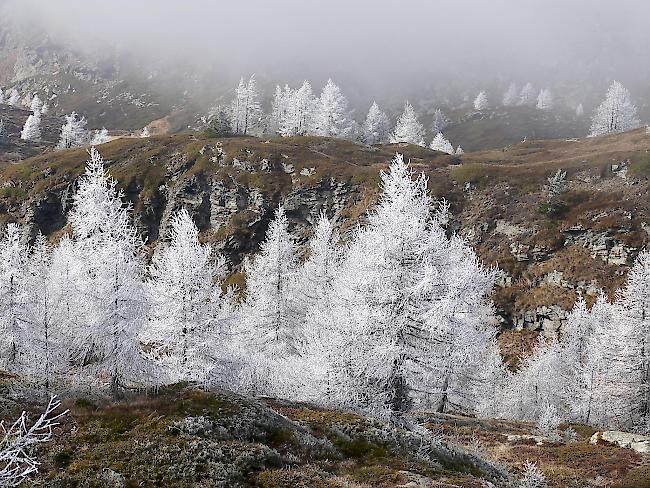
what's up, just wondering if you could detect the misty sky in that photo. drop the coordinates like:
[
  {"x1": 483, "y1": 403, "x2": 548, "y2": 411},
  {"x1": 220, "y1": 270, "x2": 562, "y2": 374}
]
[{"x1": 3, "y1": 0, "x2": 649, "y2": 105}]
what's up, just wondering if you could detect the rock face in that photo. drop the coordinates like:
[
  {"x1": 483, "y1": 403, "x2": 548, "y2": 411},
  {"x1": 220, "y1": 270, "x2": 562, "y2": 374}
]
[{"x1": 590, "y1": 431, "x2": 650, "y2": 453}]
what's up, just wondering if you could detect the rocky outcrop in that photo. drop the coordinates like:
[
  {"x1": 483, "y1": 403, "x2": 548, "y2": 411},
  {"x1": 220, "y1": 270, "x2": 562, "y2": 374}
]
[
  {"x1": 590, "y1": 431, "x2": 650, "y2": 453},
  {"x1": 512, "y1": 305, "x2": 568, "y2": 338}
]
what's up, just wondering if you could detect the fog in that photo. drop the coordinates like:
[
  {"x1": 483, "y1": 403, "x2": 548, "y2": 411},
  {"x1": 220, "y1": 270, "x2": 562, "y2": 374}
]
[{"x1": 2, "y1": 0, "x2": 649, "y2": 107}]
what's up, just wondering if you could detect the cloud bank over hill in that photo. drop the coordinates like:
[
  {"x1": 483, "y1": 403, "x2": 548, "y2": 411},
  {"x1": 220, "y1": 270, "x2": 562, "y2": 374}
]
[{"x1": 2, "y1": 0, "x2": 649, "y2": 107}]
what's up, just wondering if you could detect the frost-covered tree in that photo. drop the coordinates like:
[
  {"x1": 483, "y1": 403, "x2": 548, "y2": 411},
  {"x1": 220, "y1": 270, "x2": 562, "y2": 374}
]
[
  {"x1": 29, "y1": 94, "x2": 43, "y2": 114},
  {"x1": 238, "y1": 205, "x2": 302, "y2": 393},
  {"x1": 455, "y1": 145, "x2": 464, "y2": 155},
  {"x1": 390, "y1": 102, "x2": 425, "y2": 146},
  {"x1": 0, "y1": 88, "x2": 5, "y2": 105},
  {"x1": 295, "y1": 213, "x2": 341, "y2": 323},
  {"x1": 519, "y1": 83, "x2": 536, "y2": 105},
  {"x1": 90, "y1": 128, "x2": 110, "y2": 145},
  {"x1": 20, "y1": 235, "x2": 67, "y2": 390},
  {"x1": 40, "y1": 103, "x2": 48, "y2": 115},
  {"x1": 0, "y1": 224, "x2": 28, "y2": 374},
  {"x1": 589, "y1": 81, "x2": 640, "y2": 137},
  {"x1": 0, "y1": 396, "x2": 67, "y2": 487},
  {"x1": 8, "y1": 89, "x2": 20, "y2": 107},
  {"x1": 498, "y1": 337, "x2": 570, "y2": 422},
  {"x1": 315, "y1": 154, "x2": 501, "y2": 420},
  {"x1": 20, "y1": 113, "x2": 41, "y2": 141},
  {"x1": 145, "y1": 209, "x2": 231, "y2": 384},
  {"x1": 0, "y1": 119, "x2": 6, "y2": 142},
  {"x1": 270, "y1": 85, "x2": 291, "y2": 135},
  {"x1": 575, "y1": 103, "x2": 584, "y2": 118},
  {"x1": 502, "y1": 83, "x2": 518, "y2": 106},
  {"x1": 66, "y1": 147, "x2": 151, "y2": 393},
  {"x1": 230, "y1": 75, "x2": 262, "y2": 135},
  {"x1": 311, "y1": 79, "x2": 354, "y2": 138},
  {"x1": 140, "y1": 127, "x2": 150, "y2": 138},
  {"x1": 546, "y1": 169, "x2": 567, "y2": 198},
  {"x1": 536, "y1": 89, "x2": 553, "y2": 110},
  {"x1": 293, "y1": 81, "x2": 317, "y2": 136},
  {"x1": 520, "y1": 461, "x2": 547, "y2": 488},
  {"x1": 617, "y1": 251, "x2": 650, "y2": 430},
  {"x1": 473, "y1": 91, "x2": 489, "y2": 111},
  {"x1": 429, "y1": 132, "x2": 455, "y2": 154},
  {"x1": 57, "y1": 112, "x2": 88, "y2": 149},
  {"x1": 206, "y1": 105, "x2": 232, "y2": 136},
  {"x1": 362, "y1": 101, "x2": 390, "y2": 144},
  {"x1": 271, "y1": 81, "x2": 316, "y2": 137},
  {"x1": 431, "y1": 108, "x2": 450, "y2": 133}
]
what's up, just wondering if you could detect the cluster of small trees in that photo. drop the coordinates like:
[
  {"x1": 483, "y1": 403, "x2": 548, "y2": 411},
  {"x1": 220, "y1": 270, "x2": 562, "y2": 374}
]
[
  {"x1": 216, "y1": 77, "x2": 462, "y2": 150},
  {"x1": 0, "y1": 148, "x2": 503, "y2": 422},
  {"x1": 496, "y1": 252, "x2": 650, "y2": 433},
  {"x1": 589, "y1": 81, "x2": 640, "y2": 137},
  {"x1": 501, "y1": 82, "x2": 554, "y2": 111},
  {"x1": 0, "y1": 87, "x2": 109, "y2": 148}
]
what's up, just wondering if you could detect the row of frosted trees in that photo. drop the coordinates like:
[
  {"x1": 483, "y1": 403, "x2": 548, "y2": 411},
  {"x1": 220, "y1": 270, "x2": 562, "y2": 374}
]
[
  {"x1": 0, "y1": 147, "x2": 648, "y2": 431},
  {"x1": 224, "y1": 76, "x2": 462, "y2": 150},
  {"x1": 502, "y1": 252, "x2": 650, "y2": 433},
  {"x1": 0, "y1": 148, "x2": 502, "y2": 421}
]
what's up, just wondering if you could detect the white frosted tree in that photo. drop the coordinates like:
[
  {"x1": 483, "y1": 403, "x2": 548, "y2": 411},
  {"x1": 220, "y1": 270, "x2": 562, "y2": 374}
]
[
  {"x1": 8, "y1": 89, "x2": 20, "y2": 107},
  {"x1": 546, "y1": 169, "x2": 567, "y2": 198},
  {"x1": 455, "y1": 145, "x2": 464, "y2": 155},
  {"x1": 575, "y1": 103, "x2": 584, "y2": 118},
  {"x1": 271, "y1": 81, "x2": 316, "y2": 137},
  {"x1": 293, "y1": 80, "x2": 316, "y2": 136},
  {"x1": 0, "y1": 88, "x2": 5, "y2": 105},
  {"x1": 0, "y1": 119, "x2": 6, "y2": 142},
  {"x1": 429, "y1": 132, "x2": 455, "y2": 154},
  {"x1": 40, "y1": 103, "x2": 48, "y2": 115},
  {"x1": 237, "y1": 205, "x2": 302, "y2": 394},
  {"x1": 57, "y1": 112, "x2": 88, "y2": 149},
  {"x1": 19, "y1": 235, "x2": 67, "y2": 390},
  {"x1": 473, "y1": 91, "x2": 489, "y2": 111},
  {"x1": 145, "y1": 209, "x2": 231, "y2": 384},
  {"x1": 0, "y1": 224, "x2": 29, "y2": 374},
  {"x1": 390, "y1": 102, "x2": 425, "y2": 146},
  {"x1": 295, "y1": 212, "x2": 341, "y2": 323},
  {"x1": 66, "y1": 147, "x2": 151, "y2": 393},
  {"x1": 431, "y1": 108, "x2": 450, "y2": 133},
  {"x1": 29, "y1": 95, "x2": 43, "y2": 114},
  {"x1": 314, "y1": 154, "x2": 501, "y2": 420},
  {"x1": 520, "y1": 461, "x2": 547, "y2": 488},
  {"x1": 589, "y1": 81, "x2": 640, "y2": 137},
  {"x1": 20, "y1": 113, "x2": 41, "y2": 141},
  {"x1": 498, "y1": 337, "x2": 570, "y2": 422},
  {"x1": 140, "y1": 127, "x2": 150, "y2": 138},
  {"x1": 502, "y1": 83, "x2": 518, "y2": 106},
  {"x1": 536, "y1": 89, "x2": 553, "y2": 110},
  {"x1": 362, "y1": 101, "x2": 390, "y2": 144},
  {"x1": 311, "y1": 79, "x2": 354, "y2": 138},
  {"x1": 519, "y1": 83, "x2": 536, "y2": 105},
  {"x1": 270, "y1": 84, "x2": 292, "y2": 136},
  {"x1": 47, "y1": 234, "x2": 81, "y2": 377},
  {"x1": 90, "y1": 128, "x2": 110, "y2": 145},
  {"x1": 230, "y1": 75, "x2": 262, "y2": 135},
  {"x1": 0, "y1": 396, "x2": 67, "y2": 487},
  {"x1": 617, "y1": 251, "x2": 650, "y2": 430}
]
